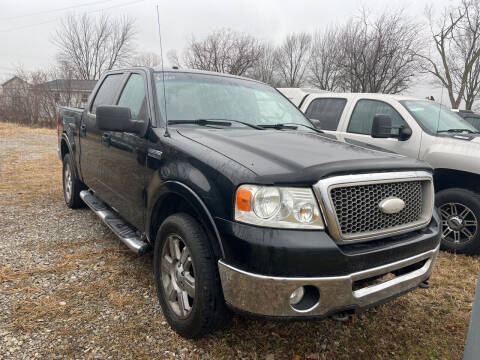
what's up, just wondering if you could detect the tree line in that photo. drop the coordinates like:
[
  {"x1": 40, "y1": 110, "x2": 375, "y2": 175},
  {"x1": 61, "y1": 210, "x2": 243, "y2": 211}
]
[
  {"x1": 169, "y1": 0, "x2": 480, "y2": 110},
  {"x1": 3, "y1": 0, "x2": 480, "y2": 128}
]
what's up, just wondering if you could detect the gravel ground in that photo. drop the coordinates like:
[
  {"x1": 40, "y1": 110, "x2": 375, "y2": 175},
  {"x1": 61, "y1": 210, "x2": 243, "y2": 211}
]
[{"x1": 1, "y1": 123, "x2": 479, "y2": 360}]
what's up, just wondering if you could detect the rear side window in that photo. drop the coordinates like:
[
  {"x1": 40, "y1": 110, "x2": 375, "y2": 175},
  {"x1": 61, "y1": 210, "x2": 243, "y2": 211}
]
[
  {"x1": 117, "y1": 74, "x2": 147, "y2": 120},
  {"x1": 348, "y1": 99, "x2": 406, "y2": 135},
  {"x1": 305, "y1": 98, "x2": 346, "y2": 131},
  {"x1": 91, "y1": 74, "x2": 123, "y2": 114}
]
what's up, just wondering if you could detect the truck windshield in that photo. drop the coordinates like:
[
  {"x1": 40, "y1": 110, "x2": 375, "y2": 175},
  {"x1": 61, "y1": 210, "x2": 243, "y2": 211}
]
[
  {"x1": 154, "y1": 72, "x2": 311, "y2": 128},
  {"x1": 400, "y1": 100, "x2": 478, "y2": 134}
]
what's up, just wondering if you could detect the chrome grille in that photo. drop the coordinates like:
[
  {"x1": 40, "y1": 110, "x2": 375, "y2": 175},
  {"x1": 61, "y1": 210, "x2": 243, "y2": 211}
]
[
  {"x1": 330, "y1": 181, "x2": 424, "y2": 236},
  {"x1": 313, "y1": 171, "x2": 434, "y2": 243}
]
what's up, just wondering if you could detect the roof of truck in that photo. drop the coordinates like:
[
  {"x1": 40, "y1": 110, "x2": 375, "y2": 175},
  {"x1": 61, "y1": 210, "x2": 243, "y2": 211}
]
[
  {"x1": 151, "y1": 67, "x2": 264, "y2": 84},
  {"x1": 306, "y1": 92, "x2": 421, "y2": 101}
]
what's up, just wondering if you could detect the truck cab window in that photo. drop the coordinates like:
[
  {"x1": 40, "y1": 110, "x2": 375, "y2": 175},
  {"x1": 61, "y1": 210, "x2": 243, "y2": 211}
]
[
  {"x1": 305, "y1": 98, "x2": 346, "y2": 130},
  {"x1": 117, "y1": 74, "x2": 147, "y2": 120},
  {"x1": 91, "y1": 74, "x2": 123, "y2": 114},
  {"x1": 348, "y1": 99, "x2": 406, "y2": 135},
  {"x1": 464, "y1": 116, "x2": 480, "y2": 130}
]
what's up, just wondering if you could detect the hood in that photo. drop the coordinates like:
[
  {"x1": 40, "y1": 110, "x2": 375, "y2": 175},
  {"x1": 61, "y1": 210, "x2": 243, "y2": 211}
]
[
  {"x1": 421, "y1": 133, "x2": 480, "y2": 175},
  {"x1": 177, "y1": 128, "x2": 431, "y2": 185},
  {"x1": 438, "y1": 133, "x2": 480, "y2": 143}
]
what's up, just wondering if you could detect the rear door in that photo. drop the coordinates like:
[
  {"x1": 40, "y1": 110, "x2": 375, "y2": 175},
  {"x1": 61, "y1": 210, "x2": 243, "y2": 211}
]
[
  {"x1": 100, "y1": 71, "x2": 151, "y2": 229},
  {"x1": 79, "y1": 72, "x2": 124, "y2": 194},
  {"x1": 340, "y1": 98, "x2": 422, "y2": 159}
]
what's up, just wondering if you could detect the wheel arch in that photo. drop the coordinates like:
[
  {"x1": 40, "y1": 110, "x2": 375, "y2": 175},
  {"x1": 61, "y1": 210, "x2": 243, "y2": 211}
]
[
  {"x1": 147, "y1": 181, "x2": 225, "y2": 259},
  {"x1": 60, "y1": 137, "x2": 70, "y2": 159},
  {"x1": 434, "y1": 168, "x2": 480, "y2": 194}
]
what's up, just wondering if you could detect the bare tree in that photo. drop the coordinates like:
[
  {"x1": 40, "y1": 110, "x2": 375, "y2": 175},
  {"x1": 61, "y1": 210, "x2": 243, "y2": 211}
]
[
  {"x1": 275, "y1": 33, "x2": 312, "y2": 87},
  {"x1": 52, "y1": 13, "x2": 136, "y2": 80},
  {"x1": 463, "y1": 59, "x2": 480, "y2": 109},
  {"x1": 167, "y1": 49, "x2": 181, "y2": 68},
  {"x1": 130, "y1": 52, "x2": 162, "y2": 67},
  {"x1": 338, "y1": 9, "x2": 422, "y2": 94},
  {"x1": 0, "y1": 68, "x2": 59, "y2": 127},
  {"x1": 422, "y1": 1, "x2": 480, "y2": 109},
  {"x1": 183, "y1": 29, "x2": 263, "y2": 76},
  {"x1": 308, "y1": 27, "x2": 343, "y2": 91},
  {"x1": 247, "y1": 43, "x2": 280, "y2": 86}
]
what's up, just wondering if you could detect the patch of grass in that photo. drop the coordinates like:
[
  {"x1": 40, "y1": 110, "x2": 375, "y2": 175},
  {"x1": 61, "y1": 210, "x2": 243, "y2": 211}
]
[{"x1": 0, "y1": 123, "x2": 61, "y2": 207}]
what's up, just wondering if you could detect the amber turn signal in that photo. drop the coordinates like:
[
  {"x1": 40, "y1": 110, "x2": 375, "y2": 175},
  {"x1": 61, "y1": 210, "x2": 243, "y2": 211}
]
[{"x1": 236, "y1": 188, "x2": 252, "y2": 212}]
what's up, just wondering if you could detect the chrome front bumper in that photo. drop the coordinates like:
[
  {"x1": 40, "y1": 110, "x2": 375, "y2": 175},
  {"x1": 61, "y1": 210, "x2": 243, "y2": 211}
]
[{"x1": 218, "y1": 245, "x2": 439, "y2": 317}]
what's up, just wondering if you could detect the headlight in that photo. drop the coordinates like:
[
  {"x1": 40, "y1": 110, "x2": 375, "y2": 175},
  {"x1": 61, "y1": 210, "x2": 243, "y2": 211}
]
[{"x1": 234, "y1": 185, "x2": 324, "y2": 229}]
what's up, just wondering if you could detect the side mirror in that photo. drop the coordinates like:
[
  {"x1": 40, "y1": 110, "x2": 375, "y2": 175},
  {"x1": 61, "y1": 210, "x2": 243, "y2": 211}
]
[
  {"x1": 371, "y1": 114, "x2": 393, "y2": 138},
  {"x1": 96, "y1": 105, "x2": 144, "y2": 134},
  {"x1": 309, "y1": 118, "x2": 323, "y2": 130},
  {"x1": 398, "y1": 126, "x2": 412, "y2": 141}
]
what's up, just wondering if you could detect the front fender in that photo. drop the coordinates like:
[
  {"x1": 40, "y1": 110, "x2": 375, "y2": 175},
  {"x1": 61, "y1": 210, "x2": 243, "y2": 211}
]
[{"x1": 145, "y1": 180, "x2": 225, "y2": 258}]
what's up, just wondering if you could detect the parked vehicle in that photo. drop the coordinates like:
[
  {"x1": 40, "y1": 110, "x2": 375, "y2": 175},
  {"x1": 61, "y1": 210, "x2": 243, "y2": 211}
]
[
  {"x1": 280, "y1": 89, "x2": 480, "y2": 254},
  {"x1": 58, "y1": 68, "x2": 440, "y2": 338},
  {"x1": 453, "y1": 109, "x2": 480, "y2": 131}
]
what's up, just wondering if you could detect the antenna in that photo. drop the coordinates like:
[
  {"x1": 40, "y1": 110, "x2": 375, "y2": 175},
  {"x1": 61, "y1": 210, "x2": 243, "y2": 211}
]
[
  {"x1": 436, "y1": 85, "x2": 444, "y2": 134},
  {"x1": 156, "y1": 4, "x2": 170, "y2": 137}
]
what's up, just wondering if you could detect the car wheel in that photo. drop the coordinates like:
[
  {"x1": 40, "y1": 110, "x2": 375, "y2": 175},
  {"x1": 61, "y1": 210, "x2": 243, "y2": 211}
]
[
  {"x1": 436, "y1": 188, "x2": 480, "y2": 254},
  {"x1": 153, "y1": 213, "x2": 232, "y2": 338},
  {"x1": 62, "y1": 153, "x2": 84, "y2": 209}
]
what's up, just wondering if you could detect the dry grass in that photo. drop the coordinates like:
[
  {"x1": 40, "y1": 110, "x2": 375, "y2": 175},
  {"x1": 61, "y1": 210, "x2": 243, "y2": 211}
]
[
  {"x1": 1, "y1": 122, "x2": 479, "y2": 359},
  {"x1": 0, "y1": 122, "x2": 61, "y2": 207}
]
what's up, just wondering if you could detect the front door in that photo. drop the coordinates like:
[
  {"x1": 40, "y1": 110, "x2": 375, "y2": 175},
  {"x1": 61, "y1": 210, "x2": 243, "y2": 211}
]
[
  {"x1": 100, "y1": 72, "x2": 150, "y2": 230},
  {"x1": 341, "y1": 98, "x2": 421, "y2": 159}
]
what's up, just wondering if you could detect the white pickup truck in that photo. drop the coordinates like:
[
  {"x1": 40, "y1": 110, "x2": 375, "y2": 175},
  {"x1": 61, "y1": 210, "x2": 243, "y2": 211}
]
[{"x1": 278, "y1": 89, "x2": 480, "y2": 254}]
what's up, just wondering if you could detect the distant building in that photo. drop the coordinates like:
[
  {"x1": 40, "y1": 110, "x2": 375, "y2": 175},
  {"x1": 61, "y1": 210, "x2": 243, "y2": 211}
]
[
  {"x1": 1, "y1": 76, "x2": 30, "y2": 108},
  {"x1": 41, "y1": 79, "x2": 97, "y2": 108},
  {"x1": 0, "y1": 76, "x2": 97, "y2": 109}
]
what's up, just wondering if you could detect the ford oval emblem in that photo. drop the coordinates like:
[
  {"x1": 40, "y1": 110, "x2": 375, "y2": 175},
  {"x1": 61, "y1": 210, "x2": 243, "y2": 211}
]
[{"x1": 379, "y1": 197, "x2": 405, "y2": 214}]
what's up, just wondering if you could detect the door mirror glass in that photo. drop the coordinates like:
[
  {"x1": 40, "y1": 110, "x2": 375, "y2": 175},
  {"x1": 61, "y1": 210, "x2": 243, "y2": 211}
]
[
  {"x1": 97, "y1": 105, "x2": 143, "y2": 134},
  {"x1": 371, "y1": 114, "x2": 393, "y2": 138}
]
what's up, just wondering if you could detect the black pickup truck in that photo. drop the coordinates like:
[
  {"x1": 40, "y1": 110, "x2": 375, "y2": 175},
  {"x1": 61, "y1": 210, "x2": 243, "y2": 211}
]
[{"x1": 58, "y1": 67, "x2": 441, "y2": 338}]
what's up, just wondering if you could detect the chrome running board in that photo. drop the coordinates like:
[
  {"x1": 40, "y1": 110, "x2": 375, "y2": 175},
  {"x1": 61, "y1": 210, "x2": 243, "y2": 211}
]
[{"x1": 80, "y1": 190, "x2": 150, "y2": 255}]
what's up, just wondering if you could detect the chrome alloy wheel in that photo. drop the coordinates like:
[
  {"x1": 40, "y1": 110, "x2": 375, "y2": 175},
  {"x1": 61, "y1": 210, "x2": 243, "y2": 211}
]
[
  {"x1": 160, "y1": 234, "x2": 195, "y2": 318},
  {"x1": 439, "y1": 202, "x2": 478, "y2": 244},
  {"x1": 64, "y1": 162, "x2": 72, "y2": 202}
]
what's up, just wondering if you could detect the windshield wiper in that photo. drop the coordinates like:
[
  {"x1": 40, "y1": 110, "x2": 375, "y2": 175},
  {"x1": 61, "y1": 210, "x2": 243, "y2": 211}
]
[
  {"x1": 258, "y1": 123, "x2": 323, "y2": 133},
  {"x1": 280, "y1": 122, "x2": 323, "y2": 133},
  {"x1": 437, "y1": 128, "x2": 478, "y2": 134},
  {"x1": 168, "y1": 119, "x2": 264, "y2": 130}
]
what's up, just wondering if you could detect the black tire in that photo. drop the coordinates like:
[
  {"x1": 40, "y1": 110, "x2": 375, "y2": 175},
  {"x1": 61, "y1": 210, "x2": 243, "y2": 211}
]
[
  {"x1": 153, "y1": 213, "x2": 232, "y2": 338},
  {"x1": 436, "y1": 188, "x2": 480, "y2": 254},
  {"x1": 62, "y1": 153, "x2": 85, "y2": 209}
]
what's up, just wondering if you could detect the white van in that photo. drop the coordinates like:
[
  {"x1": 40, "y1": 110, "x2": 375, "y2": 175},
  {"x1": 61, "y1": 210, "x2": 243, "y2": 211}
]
[{"x1": 279, "y1": 90, "x2": 480, "y2": 254}]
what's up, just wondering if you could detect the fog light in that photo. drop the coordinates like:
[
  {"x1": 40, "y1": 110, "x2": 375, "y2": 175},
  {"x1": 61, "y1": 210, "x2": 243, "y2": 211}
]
[{"x1": 289, "y1": 286, "x2": 305, "y2": 305}]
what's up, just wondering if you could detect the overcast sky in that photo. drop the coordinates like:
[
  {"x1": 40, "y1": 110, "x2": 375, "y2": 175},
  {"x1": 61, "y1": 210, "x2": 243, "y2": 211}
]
[{"x1": 0, "y1": 0, "x2": 457, "y2": 105}]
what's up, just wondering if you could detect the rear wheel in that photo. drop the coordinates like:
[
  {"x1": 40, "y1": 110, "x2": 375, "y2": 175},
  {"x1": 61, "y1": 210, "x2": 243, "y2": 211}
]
[
  {"x1": 62, "y1": 153, "x2": 84, "y2": 209},
  {"x1": 153, "y1": 213, "x2": 231, "y2": 338},
  {"x1": 436, "y1": 188, "x2": 480, "y2": 254}
]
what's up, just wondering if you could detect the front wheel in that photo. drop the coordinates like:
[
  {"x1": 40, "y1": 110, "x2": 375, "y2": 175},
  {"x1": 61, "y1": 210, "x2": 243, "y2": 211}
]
[
  {"x1": 436, "y1": 188, "x2": 480, "y2": 254},
  {"x1": 153, "y1": 213, "x2": 231, "y2": 338}
]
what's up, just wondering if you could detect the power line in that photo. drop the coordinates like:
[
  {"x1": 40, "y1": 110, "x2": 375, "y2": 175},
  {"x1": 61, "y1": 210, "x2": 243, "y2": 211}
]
[
  {"x1": 0, "y1": 0, "x2": 147, "y2": 33},
  {"x1": 0, "y1": 0, "x2": 116, "y2": 21}
]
